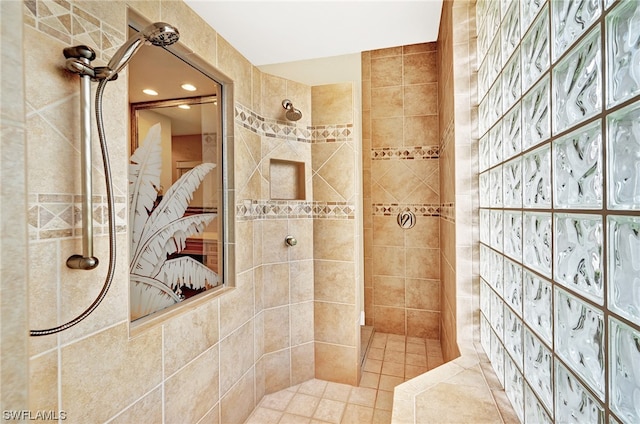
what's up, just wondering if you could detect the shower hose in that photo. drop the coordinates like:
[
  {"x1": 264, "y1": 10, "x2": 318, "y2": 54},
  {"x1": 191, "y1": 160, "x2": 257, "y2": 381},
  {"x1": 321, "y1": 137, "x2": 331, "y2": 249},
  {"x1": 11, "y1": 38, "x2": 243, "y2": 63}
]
[{"x1": 30, "y1": 79, "x2": 117, "y2": 336}]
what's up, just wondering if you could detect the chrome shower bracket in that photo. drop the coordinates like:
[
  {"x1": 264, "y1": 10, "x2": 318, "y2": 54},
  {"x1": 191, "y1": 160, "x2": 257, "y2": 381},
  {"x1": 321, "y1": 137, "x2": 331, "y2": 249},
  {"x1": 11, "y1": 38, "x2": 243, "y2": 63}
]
[{"x1": 63, "y1": 46, "x2": 100, "y2": 270}]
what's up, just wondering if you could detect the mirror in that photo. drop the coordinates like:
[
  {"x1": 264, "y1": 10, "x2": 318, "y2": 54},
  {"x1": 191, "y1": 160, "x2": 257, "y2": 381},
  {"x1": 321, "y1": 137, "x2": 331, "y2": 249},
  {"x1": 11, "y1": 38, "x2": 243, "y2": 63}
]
[{"x1": 127, "y1": 22, "x2": 228, "y2": 322}]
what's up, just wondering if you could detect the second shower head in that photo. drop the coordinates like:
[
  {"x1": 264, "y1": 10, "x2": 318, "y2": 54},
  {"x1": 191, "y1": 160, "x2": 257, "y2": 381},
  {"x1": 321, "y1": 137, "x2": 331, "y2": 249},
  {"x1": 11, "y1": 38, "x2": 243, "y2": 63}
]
[{"x1": 282, "y1": 99, "x2": 302, "y2": 121}]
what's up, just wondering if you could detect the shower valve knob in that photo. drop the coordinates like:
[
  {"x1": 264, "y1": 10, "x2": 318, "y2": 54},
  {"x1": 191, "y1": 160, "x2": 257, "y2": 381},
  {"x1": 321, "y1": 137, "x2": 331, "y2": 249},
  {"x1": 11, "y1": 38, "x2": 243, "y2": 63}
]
[
  {"x1": 285, "y1": 235, "x2": 297, "y2": 247},
  {"x1": 63, "y1": 45, "x2": 96, "y2": 61}
]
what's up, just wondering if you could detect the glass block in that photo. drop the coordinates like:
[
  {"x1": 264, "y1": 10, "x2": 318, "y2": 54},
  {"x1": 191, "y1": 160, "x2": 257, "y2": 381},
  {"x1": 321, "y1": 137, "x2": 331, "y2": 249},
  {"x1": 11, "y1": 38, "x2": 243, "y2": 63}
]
[
  {"x1": 524, "y1": 328, "x2": 553, "y2": 411},
  {"x1": 608, "y1": 215, "x2": 640, "y2": 326},
  {"x1": 522, "y1": 74, "x2": 551, "y2": 150},
  {"x1": 523, "y1": 144, "x2": 552, "y2": 208},
  {"x1": 488, "y1": 78, "x2": 503, "y2": 129},
  {"x1": 523, "y1": 270, "x2": 553, "y2": 345},
  {"x1": 490, "y1": 248, "x2": 504, "y2": 295},
  {"x1": 504, "y1": 305, "x2": 523, "y2": 370},
  {"x1": 478, "y1": 56, "x2": 491, "y2": 102},
  {"x1": 503, "y1": 102, "x2": 522, "y2": 160},
  {"x1": 491, "y1": 288, "x2": 504, "y2": 338},
  {"x1": 609, "y1": 317, "x2": 640, "y2": 424},
  {"x1": 489, "y1": 121, "x2": 503, "y2": 167},
  {"x1": 605, "y1": 0, "x2": 617, "y2": 9},
  {"x1": 503, "y1": 210, "x2": 522, "y2": 261},
  {"x1": 504, "y1": 258, "x2": 523, "y2": 316},
  {"x1": 481, "y1": 243, "x2": 491, "y2": 281},
  {"x1": 485, "y1": 0, "x2": 502, "y2": 52},
  {"x1": 481, "y1": 314, "x2": 491, "y2": 355},
  {"x1": 552, "y1": 0, "x2": 602, "y2": 62},
  {"x1": 524, "y1": 383, "x2": 553, "y2": 424},
  {"x1": 606, "y1": 0, "x2": 640, "y2": 107},
  {"x1": 521, "y1": 4, "x2": 550, "y2": 93},
  {"x1": 503, "y1": 157, "x2": 523, "y2": 208},
  {"x1": 523, "y1": 212, "x2": 553, "y2": 277},
  {"x1": 490, "y1": 166, "x2": 503, "y2": 207},
  {"x1": 553, "y1": 27, "x2": 602, "y2": 134},
  {"x1": 504, "y1": 355, "x2": 525, "y2": 422},
  {"x1": 480, "y1": 208, "x2": 491, "y2": 244},
  {"x1": 607, "y1": 100, "x2": 640, "y2": 209},
  {"x1": 480, "y1": 171, "x2": 490, "y2": 207},
  {"x1": 555, "y1": 287, "x2": 605, "y2": 399},
  {"x1": 491, "y1": 210, "x2": 504, "y2": 252},
  {"x1": 554, "y1": 213, "x2": 604, "y2": 304},
  {"x1": 553, "y1": 120, "x2": 603, "y2": 209},
  {"x1": 503, "y1": 49, "x2": 522, "y2": 113},
  {"x1": 479, "y1": 94, "x2": 490, "y2": 137},
  {"x1": 481, "y1": 278, "x2": 491, "y2": 318},
  {"x1": 488, "y1": 33, "x2": 503, "y2": 87},
  {"x1": 491, "y1": 329, "x2": 505, "y2": 387},
  {"x1": 521, "y1": 0, "x2": 546, "y2": 35},
  {"x1": 501, "y1": 1, "x2": 520, "y2": 65},
  {"x1": 479, "y1": 132, "x2": 490, "y2": 172},
  {"x1": 556, "y1": 360, "x2": 605, "y2": 424}
]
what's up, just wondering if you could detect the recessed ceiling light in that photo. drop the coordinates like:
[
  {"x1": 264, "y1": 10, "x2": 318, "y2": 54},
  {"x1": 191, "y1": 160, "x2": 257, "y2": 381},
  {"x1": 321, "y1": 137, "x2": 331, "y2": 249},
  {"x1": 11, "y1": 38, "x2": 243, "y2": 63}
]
[
  {"x1": 181, "y1": 83, "x2": 197, "y2": 92},
  {"x1": 142, "y1": 88, "x2": 158, "y2": 96},
  {"x1": 178, "y1": 104, "x2": 191, "y2": 110}
]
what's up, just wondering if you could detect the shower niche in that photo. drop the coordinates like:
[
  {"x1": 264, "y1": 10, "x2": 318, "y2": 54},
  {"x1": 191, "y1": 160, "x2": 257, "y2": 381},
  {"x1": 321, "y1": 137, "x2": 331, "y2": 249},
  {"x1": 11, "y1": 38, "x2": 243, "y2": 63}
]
[
  {"x1": 269, "y1": 159, "x2": 306, "y2": 200},
  {"x1": 127, "y1": 15, "x2": 234, "y2": 323}
]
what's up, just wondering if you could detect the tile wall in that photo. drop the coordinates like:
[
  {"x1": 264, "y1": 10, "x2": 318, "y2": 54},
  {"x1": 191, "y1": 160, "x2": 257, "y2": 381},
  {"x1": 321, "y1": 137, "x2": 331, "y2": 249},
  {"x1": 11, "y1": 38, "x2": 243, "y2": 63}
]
[
  {"x1": 362, "y1": 43, "x2": 442, "y2": 339},
  {"x1": 15, "y1": 0, "x2": 361, "y2": 422},
  {"x1": 477, "y1": 0, "x2": 640, "y2": 422}
]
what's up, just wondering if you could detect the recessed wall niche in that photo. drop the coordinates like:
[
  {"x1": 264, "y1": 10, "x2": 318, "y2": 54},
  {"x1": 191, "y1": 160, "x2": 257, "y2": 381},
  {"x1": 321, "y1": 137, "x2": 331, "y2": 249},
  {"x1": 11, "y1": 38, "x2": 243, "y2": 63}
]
[{"x1": 269, "y1": 159, "x2": 306, "y2": 200}]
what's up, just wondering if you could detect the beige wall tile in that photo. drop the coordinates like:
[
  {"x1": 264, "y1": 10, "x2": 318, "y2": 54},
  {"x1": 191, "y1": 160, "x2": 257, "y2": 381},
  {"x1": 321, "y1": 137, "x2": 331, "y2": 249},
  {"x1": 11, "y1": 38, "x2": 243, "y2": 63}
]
[
  {"x1": 373, "y1": 215, "x2": 404, "y2": 247},
  {"x1": 219, "y1": 271, "x2": 254, "y2": 339},
  {"x1": 371, "y1": 56, "x2": 403, "y2": 88},
  {"x1": 406, "y1": 247, "x2": 440, "y2": 280},
  {"x1": 315, "y1": 342, "x2": 357, "y2": 385},
  {"x1": 220, "y1": 367, "x2": 255, "y2": 424},
  {"x1": 404, "y1": 83, "x2": 438, "y2": 116},
  {"x1": 291, "y1": 342, "x2": 315, "y2": 386},
  {"x1": 312, "y1": 83, "x2": 353, "y2": 125},
  {"x1": 371, "y1": 86, "x2": 403, "y2": 119},
  {"x1": 373, "y1": 306, "x2": 405, "y2": 334},
  {"x1": 406, "y1": 278, "x2": 440, "y2": 311},
  {"x1": 314, "y1": 260, "x2": 357, "y2": 304},
  {"x1": 404, "y1": 51, "x2": 437, "y2": 85},
  {"x1": 371, "y1": 46, "x2": 403, "y2": 58},
  {"x1": 263, "y1": 349, "x2": 291, "y2": 394},
  {"x1": 287, "y1": 219, "x2": 313, "y2": 261},
  {"x1": 405, "y1": 216, "x2": 439, "y2": 248},
  {"x1": 290, "y1": 259, "x2": 314, "y2": 303},
  {"x1": 315, "y1": 302, "x2": 357, "y2": 346},
  {"x1": 404, "y1": 115, "x2": 439, "y2": 147},
  {"x1": 313, "y1": 220, "x2": 354, "y2": 261},
  {"x1": 216, "y1": 34, "x2": 252, "y2": 106},
  {"x1": 220, "y1": 320, "x2": 254, "y2": 395},
  {"x1": 262, "y1": 220, "x2": 289, "y2": 264},
  {"x1": 404, "y1": 42, "x2": 437, "y2": 54},
  {"x1": 264, "y1": 306, "x2": 290, "y2": 353},
  {"x1": 110, "y1": 388, "x2": 162, "y2": 424},
  {"x1": 373, "y1": 276, "x2": 405, "y2": 307},
  {"x1": 262, "y1": 263, "x2": 289, "y2": 309},
  {"x1": 372, "y1": 246, "x2": 405, "y2": 277},
  {"x1": 407, "y1": 310, "x2": 440, "y2": 339},
  {"x1": 29, "y1": 350, "x2": 57, "y2": 414},
  {"x1": 291, "y1": 301, "x2": 314, "y2": 346},
  {"x1": 61, "y1": 323, "x2": 162, "y2": 423}
]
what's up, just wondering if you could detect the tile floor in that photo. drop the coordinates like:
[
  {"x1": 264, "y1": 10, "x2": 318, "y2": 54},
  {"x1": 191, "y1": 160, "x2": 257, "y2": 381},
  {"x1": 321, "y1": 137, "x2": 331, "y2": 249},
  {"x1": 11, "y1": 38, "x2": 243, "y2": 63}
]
[{"x1": 245, "y1": 333, "x2": 444, "y2": 424}]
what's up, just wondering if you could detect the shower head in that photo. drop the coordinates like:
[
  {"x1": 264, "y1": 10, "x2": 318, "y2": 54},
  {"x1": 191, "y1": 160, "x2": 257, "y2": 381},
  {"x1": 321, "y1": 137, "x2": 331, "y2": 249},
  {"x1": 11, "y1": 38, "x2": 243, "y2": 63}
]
[
  {"x1": 104, "y1": 22, "x2": 179, "y2": 80},
  {"x1": 282, "y1": 99, "x2": 303, "y2": 121}
]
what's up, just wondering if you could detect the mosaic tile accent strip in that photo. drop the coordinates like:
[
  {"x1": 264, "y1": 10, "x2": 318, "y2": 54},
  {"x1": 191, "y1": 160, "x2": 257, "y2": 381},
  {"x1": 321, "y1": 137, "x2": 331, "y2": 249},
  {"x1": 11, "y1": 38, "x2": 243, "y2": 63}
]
[
  {"x1": 440, "y1": 202, "x2": 455, "y2": 222},
  {"x1": 234, "y1": 104, "x2": 354, "y2": 144},
  {"x1": 28, "y1": 193, "x2": 127, "y2": 240},
  {"x1": 371, "y1": 203, "x2": 440, "y2": 217},
  {"x1": 371, "y1": 145, "x2": 439, "y2": 160},
  {"x1": 23, "y1": 0, "x2": 124, "y2": 62},
  {"x1": 236, "y1": 200, "x2": 355, "y2": 220}
]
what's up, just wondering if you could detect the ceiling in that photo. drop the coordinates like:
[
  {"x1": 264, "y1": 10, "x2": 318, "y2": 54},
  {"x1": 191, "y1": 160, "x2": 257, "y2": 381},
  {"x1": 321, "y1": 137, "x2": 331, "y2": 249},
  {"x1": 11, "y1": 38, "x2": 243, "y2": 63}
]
[{"x1": 182, "y1": 0, "x2": 444, "y2": 66}]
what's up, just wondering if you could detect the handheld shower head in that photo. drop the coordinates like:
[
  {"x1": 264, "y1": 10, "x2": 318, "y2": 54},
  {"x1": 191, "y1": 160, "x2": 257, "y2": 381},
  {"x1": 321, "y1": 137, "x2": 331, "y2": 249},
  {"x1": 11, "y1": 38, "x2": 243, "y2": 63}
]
[
  {"x1": 282, "y1": 99, "x2": 303, "y2": 121},
  {"x1": 104, "y1": 22, "x2": 179, "y2": 80}
]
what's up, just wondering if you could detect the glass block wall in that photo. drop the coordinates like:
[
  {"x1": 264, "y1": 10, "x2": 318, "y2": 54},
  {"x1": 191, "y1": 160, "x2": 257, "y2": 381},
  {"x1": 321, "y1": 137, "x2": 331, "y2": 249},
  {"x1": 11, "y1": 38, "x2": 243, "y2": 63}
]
[{"x1": 476, "y1": 1, "x2": 640, "y2": 423}]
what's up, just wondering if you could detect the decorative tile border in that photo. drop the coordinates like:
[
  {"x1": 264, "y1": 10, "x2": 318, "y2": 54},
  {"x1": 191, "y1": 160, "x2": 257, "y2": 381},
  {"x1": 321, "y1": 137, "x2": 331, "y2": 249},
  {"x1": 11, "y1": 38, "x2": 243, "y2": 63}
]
[
  {"x1": 440, "y1": 202, "x2": 455, "y2": 223},
  {"x1": 236, "y1": 200, "x2": 355, "y2": 220},
  {"x1": 23, "y1": 0, "x2": 124, "y2": 62},
  {"x1": 371, "y1": 146, "x2": 439, "y2": 160},
  {"x1": 372, "y1": 203, "x2": 440, "y2": 217},
  {"x1": 234, "y1": 103, "x2": 354, "y2": 144},
  {"x1": 28, "y1": 193, "x2": 127, "y2": 240}
]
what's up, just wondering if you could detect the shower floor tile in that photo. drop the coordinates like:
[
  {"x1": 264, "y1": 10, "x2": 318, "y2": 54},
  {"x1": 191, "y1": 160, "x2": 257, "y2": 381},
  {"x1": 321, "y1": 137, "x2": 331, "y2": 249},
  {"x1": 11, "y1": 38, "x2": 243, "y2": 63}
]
[{"x1": 245, "y1": 333, "x2": 443, "y2": 424}]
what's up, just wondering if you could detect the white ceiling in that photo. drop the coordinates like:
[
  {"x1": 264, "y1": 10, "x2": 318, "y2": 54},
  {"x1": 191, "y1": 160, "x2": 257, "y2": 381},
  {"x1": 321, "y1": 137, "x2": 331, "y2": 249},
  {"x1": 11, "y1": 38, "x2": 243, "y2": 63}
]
[{"x1": 183, "y1": 0, "x2": 443, "y2": 66}]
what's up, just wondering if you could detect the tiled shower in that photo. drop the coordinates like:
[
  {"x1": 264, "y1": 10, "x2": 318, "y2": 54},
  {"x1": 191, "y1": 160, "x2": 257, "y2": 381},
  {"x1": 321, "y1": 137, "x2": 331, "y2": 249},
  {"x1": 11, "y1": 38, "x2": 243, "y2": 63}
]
[{"x1": 477, "y1": 0, "x2": 640, "y2": 423}]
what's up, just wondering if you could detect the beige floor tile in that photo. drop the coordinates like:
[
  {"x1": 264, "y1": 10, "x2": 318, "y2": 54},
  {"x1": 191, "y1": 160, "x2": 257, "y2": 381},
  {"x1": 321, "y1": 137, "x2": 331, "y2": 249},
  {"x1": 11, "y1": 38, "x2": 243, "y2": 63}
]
[
  {"x1": 286, "y1": 393, "x2": 320, "y2": 418},
  {"x1": 378, "y1": 374, "x2": 404, "y2": 392},
  {"x1": 280, "y1": 413, "x2": 312, "y2": 424},
  {"x1": 341, "y1": 404, "x2": 374, "y2": 424},
  {"x1": 405, "y1": 364, "x2": 428, "y2": 379},
  {"x1": 299, "y1": 379, "x2": 328, "y2": 397},
  {"x1": 406, "y1": 343, "x2": 426, "y2": 355},
  {"x1": 385, "y1": 339, "x2": 406, "y2": 352},
  {"x1": 323, "y1": 382, "x2": 352, "y2": 402},
  {"x1": 383, "y1": 349, "x2": 405, "y2": 364},
  {"x1": 261, "y1": 390, "x2": 296, "y2": 411},
  {"x1": 312, "y1": 399, "x2": 346, "y2": 424},
  {"x1": 367, "y1": 347, "x2": 384, "y2": 360},
  {"x1": 374, "y1": 391, "x2": 394, "y2": 411},
  {"x1": 381, "y1": 360, "x2": 404, "y2": 377},
  {"x1": 245, "y1": 407, "x2": 283, "y2": 424},
  {"x1": 359, "y1": 371, "x2": 380, "y2": 389},
  {"x1": 427, "y1": 356, "x2": 444, "y2": 370},
  {"x1": 363, "y1": 358, "x2": 382, "y2": 374},
  {"x1": 386, "y1": 334, "x2": 406, "y2": 343},
  {"x1": 370, "y1": 338, "x2": 386, "y2": 349},
  {"x1": 373, "y1": 408, "x2": 392, "y2": 424},
  {"x1": 406, "y1": 336, "x2": 425, "y2": 345},
  {"x1": 348, "y1": 387, "x2": 377, "y2": 407},
  {"x1": 405, "y1": 352, "x2": 427, "y2": 367}
]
